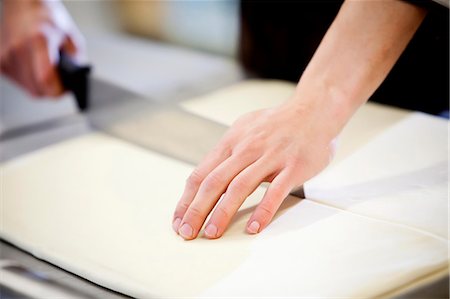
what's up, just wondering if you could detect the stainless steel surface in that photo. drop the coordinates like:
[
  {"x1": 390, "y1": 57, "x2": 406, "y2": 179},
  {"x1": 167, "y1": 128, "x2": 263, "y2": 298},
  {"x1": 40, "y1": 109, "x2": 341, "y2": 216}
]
[
  {"x1": 0, "y1": 114, "x2": 85, "y2": 141},
  {"x1": 0, "y1": 241, "x2": 129, "y2": 299},
  {"x1": 0, "y1": 117, "x2": 91, "y2": 162},
  {"x1": 1, "y1": 260, "x2": 97, "y2": 299},
  {"x1": 394, "y1": 276, "x2": 449, "y2": 299}
]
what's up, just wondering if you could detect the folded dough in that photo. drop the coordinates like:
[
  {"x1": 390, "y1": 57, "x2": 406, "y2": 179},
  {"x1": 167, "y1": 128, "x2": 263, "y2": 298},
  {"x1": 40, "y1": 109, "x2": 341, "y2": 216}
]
[
  {"x1": 1, "y1": 80, "x2": 447, "y2": 298},
  {"x1": 306, "y1": 113, "x2": 448, "y2": 239}
]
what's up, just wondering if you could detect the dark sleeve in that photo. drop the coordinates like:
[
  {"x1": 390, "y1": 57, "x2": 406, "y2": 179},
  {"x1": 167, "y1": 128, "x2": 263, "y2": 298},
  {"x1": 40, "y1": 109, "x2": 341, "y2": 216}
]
[
  {"x1": 239, "y1": 0, "x2": 449, "y2": 114},
  {"x1": 402, "y1": 0, "x2": 449, "y2": 10}
]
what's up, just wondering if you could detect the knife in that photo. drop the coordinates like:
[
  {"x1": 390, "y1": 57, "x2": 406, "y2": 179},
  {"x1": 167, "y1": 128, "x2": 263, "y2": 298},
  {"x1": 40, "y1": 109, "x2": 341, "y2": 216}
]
[
  {"x1": 57, "y1": 51, "x2": 91, "y2": 112},
  {"x1": 0, "y1": 78, "x2": 227, "y2": 165}
]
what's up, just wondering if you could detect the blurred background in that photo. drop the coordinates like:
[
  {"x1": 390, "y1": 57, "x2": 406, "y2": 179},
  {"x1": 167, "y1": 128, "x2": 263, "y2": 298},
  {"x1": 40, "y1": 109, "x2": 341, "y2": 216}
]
[
  {"x1": 1, "y1": 0, "x2": 448, "y2": 141},
  {"x1": 0, "y1": 0, "x2": 244, "y2": 136}
]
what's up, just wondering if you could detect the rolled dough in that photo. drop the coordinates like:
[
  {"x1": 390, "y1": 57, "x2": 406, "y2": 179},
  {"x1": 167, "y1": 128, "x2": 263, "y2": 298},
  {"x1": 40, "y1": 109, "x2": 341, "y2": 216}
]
[
  {"x1": 306, "y1": 113, "x2": 449, "y2": 239},
  {"x1": 1, "y1": 80, "x2": 447, "y2": 297},
  {"x1": 0, "y1": 132, "x2": 447, "y2": 298}
]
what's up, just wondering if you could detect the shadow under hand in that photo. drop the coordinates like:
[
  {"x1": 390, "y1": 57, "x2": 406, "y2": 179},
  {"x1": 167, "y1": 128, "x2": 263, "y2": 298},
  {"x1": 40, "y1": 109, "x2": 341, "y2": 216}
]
[
  {"x1": 217, "y1": 161, "x2": 448, "y2": 240},
  {"x1": 213, "y1": 194, "x2": 304, "y2": 241}
]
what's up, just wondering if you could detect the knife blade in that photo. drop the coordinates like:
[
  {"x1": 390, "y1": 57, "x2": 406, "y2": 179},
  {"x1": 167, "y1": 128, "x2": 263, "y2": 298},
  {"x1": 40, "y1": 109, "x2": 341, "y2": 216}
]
[{"x1": 0, "y1": 78, "x2": 227, "y2": 166}]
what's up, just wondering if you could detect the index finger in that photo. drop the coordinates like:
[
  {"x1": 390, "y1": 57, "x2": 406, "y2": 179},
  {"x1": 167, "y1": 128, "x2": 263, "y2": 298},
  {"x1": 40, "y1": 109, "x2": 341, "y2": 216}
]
[
  {"x1": 172, "y1": 142, "x2": 232, "y2": 232},
  {"x1": 30, "y1": 28, "x2": 64, "y2": 97}
]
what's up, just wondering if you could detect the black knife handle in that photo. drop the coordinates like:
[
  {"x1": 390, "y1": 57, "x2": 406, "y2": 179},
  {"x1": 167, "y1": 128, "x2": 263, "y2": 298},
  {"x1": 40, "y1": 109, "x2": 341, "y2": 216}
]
[{"x1": 57, "y1": 51, "x2": 91, "y2": 112}]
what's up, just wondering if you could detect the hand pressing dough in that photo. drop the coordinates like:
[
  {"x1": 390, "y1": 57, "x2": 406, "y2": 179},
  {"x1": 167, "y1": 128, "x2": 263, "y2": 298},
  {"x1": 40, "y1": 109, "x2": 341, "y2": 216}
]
[
  {"x1": 0, "y1": 133, "x2": 447, "y2": 298},
  {"x1": 1, "y1": 80, "x2": 446, "y2": 297},
  {"x1": 182, "y1": 80, "x2": 445, "y2": 239}
]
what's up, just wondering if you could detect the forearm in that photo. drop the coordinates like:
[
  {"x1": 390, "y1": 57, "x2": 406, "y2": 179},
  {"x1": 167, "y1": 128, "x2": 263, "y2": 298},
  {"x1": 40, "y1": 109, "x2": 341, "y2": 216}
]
[{"x1": 294, "y1": 0, "x2": 426, "y2": 138}]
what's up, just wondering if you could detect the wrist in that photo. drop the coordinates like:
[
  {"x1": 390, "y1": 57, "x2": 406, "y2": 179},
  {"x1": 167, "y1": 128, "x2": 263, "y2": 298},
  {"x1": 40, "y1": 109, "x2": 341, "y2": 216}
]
[{"x1": 289, "y1": 76, "x2": 356, "y2": 140}]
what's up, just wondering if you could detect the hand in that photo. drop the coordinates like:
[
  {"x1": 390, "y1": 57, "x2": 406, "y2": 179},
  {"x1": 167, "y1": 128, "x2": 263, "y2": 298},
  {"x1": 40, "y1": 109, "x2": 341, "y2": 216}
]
[
  {"x1": 0, "y1": 0, "x2": 85, "y2": 97},
  {"x1": 172, "y1": 100, "x2": 337, "y2": 240},
  {"x1": 172, "y1": 0, "x2": 427, "y2": 240}
]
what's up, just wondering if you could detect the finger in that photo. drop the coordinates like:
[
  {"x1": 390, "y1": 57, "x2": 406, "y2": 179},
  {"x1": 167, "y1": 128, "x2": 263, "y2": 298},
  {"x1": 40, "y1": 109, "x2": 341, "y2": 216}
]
[
  {"x1": 204, "y1": 157, "x2": 277, "y2": 239},
  {"x1": 30, "y1": 29, "x2": 63, "y2": 97},
  {"x1": 0, "y1": 46, "x2": 13, "y2": 74},
  {"x1": 63, "y1": 26, "x2": 87, "y2": 62},
  {"x1": 61, "y1": 35, "x2": 77, "y2": 56},
  {"x1": 11, "y1": 44, "x2": 41, "y2": 96},
  {"x1": 172, "y1": 142, "x2": 232, "y2": 233},
  {"x1": 246, "y1": 169, "x2": 296, "y2": 234},
  {"x1": 178, "y1": 152, "x2": 258, "y2": 240}
]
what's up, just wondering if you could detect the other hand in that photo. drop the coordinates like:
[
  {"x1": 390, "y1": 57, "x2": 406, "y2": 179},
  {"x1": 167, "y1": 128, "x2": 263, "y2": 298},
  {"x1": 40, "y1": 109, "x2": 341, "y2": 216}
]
[{"x1": 0, "y1": 0, "x2": 85, "y2": 97}]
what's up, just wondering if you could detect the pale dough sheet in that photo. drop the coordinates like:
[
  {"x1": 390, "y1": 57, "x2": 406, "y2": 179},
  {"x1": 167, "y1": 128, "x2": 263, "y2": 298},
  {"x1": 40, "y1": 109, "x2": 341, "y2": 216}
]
[
  {"x1": 1, "y1": 80, "x2": 448, "y2": 297},
  {"x1": 0, "y1": 133, "x2": 447, "y2": 298},
  {"x1": 180, "y1": 79, "x2": 297, "y2": 126},
  {"x1": 306, "y1": 113, "x2": 449, "y2": 239}
]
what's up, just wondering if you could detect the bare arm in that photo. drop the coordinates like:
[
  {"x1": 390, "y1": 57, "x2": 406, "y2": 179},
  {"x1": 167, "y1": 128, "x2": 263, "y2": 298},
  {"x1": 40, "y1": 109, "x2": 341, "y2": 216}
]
[
  {"x1": 172, "y1": 0, "x2": 426, "y2": 240},
  {"x1": 296, "y1": 0, "x2": 427, "y2": 138}
]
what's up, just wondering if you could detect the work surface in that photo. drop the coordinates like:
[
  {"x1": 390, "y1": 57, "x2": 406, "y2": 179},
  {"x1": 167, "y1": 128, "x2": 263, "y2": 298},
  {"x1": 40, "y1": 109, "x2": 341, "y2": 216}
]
[{"x1": 1, "y1": 80, "x2": 448, "y2": 298}]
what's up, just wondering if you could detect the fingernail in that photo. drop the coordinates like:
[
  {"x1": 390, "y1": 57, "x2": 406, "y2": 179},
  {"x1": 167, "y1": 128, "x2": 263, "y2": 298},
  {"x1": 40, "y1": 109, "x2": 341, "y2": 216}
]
[
  {"x1": 247, "y1": 221, "x2": 260, "y2": 234},
  {"x1": 172, "y1": 218, "x2": 181, "y2": 233},
  {"x1": 204, "y1": 224, "x2": 218, "y2": 239},
  {"x1": 179, "y1": 223, "x2": 193, "y2": 239}
]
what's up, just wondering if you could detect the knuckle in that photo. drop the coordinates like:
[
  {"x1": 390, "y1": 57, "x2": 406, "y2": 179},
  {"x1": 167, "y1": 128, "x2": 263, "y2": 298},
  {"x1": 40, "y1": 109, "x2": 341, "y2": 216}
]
[
  {"x1": 247, "y1": 137, "x2": 264, "y2": 150},
  {"x1": 287, "y1": 166, "x2": 304, "y2": 182},
  {"x1": 186, "y1": 205, "x2": 203, "y2": 220},
  {"x1": 246, "y1": 143, "x2": 261, "y2": 155},
  {"x1": 269, "y1": 183, "x2": 288, "y2": 200},
  {"x1": 6, "y1": 41, "x2": 22, "y2": 55},
  {"x1": 234, "y1": 141, "x2": 260, "y2": 157},
  {"x1": 36, "y1": 67, "x2": 54, "y2": 88},
  {"x1": 216, "y1": 135, "x2": 234, "y2": 152},
  {"x1": 29, "y1": 28, "x2": 46, "y2": 44},
  {"x1": 176, "y1": 202, "x2": 190, "y2": 215},
  {"x1": 228, "y1": 178, "x2": 249, "y2": 195},
  {"x1": 257, "y1": 203, "x2": 274, "y2": 220},
  {"x1": 7, "y1": 30, "x2": 44, "y2": 55},
  {"x1": 286, "y1": 154, "x2": 303, "y2": 168},
  {"x1": 202, "y1": 172, "x2": 225, "y2": 193},
  {"x1": 214, "y1": 205, "x2": 231, "y2": 220},
  {"x1": 186, "y1": 169, "x2": 204, "y2": 188}
]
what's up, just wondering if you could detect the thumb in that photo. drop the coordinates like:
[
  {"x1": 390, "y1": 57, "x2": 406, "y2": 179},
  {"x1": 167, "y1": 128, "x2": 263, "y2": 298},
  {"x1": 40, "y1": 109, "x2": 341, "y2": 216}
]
[
  {"x1": 60, "y1": 34, "x2": 87, "y2": 65},
  {"x1": 61, "y1": 35, "x2": 77, "y2": 56}
]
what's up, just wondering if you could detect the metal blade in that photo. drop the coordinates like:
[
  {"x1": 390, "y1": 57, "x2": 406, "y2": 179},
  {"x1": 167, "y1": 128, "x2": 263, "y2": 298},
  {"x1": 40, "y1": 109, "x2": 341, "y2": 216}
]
[
  {"x1": 85, "y1": 79, "x2": 228, "y2": 165},
  {"x1": 0, "y1": 78, "x2": 228, "y2": 166}
]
